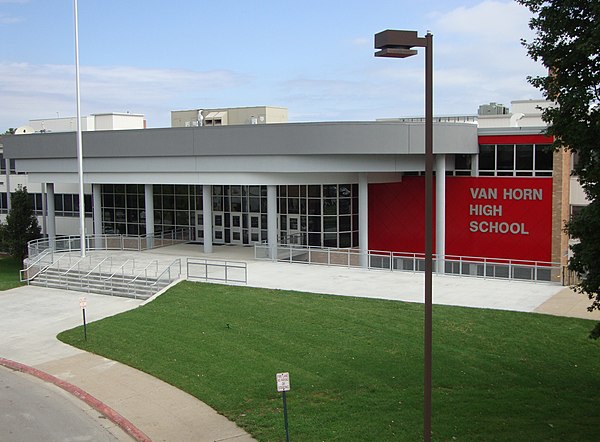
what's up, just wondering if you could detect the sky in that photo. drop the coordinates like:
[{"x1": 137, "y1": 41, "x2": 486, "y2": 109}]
[{"x1": 0, "y1": 0, "x2": 548, "y2": 130}]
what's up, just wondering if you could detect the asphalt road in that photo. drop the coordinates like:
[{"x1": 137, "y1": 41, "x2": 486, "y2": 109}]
[{"x1": 0, "y1": 365, "x2": 125, "y2": 441}]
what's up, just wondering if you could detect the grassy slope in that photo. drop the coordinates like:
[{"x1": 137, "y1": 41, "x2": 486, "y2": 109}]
[
  {"x1": 0, "y1": 256, "x2": 23, "y2": 291},
  {"x1": 59, "y1": 281, "x2": 600, "y2": 441}
]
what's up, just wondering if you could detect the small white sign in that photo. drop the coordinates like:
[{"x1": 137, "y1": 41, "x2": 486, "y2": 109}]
[
  {"x1": 79, "y1": 297, "x2": 87, "y2": 309},
  {"x1": 276, "y1": 372, "x2": 290, "y2": 392}
]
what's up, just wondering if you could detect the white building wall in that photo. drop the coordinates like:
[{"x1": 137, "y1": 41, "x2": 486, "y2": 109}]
[
  {"x1": 570, "y1": 177, "x2": 590, "y2": 206},
  {"x1": 94, "y1": 114, "x2": 145, "y2": 131}
]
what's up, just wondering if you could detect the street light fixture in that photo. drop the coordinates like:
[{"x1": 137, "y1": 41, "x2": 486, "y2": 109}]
[{"x1": 375, "y1": 29, "x2": 434, "y2": 442}]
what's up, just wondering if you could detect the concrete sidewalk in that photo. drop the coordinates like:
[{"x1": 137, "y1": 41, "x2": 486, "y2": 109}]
[
  {"x1": 2, "y1": 244, "x2": 599, "y2": 441},
  {"x1": 0, "y1": 285, "x2": 255, "y2": 442}
]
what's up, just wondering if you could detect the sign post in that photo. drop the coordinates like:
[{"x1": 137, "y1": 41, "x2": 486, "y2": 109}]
[
  {"x1": 276, "y1": 372, "x2": 291, "y2": 442},
  {"x1": 79, "y1": 297, "x2": 87, "y2": 341}
]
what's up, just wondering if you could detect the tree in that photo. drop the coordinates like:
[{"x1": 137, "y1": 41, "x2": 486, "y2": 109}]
[
  {"x1": 517, "y1": 0, "x2": 600, "y2": 337},
  {"x1": 0, "y1": 186, "x2": 41, "y2": 262},
  {"x1": 2, "y1": 128, "x2": 16, "y2": 135}
]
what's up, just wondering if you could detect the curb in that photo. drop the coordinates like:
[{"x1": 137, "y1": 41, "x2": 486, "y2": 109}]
[{"x1": 0, "y1": 357, "x2": 151, "y2": 442}]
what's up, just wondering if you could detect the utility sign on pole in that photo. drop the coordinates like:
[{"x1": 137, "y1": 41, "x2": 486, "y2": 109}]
[
  {"x1": 276, "y1": 372, "x2": 290, "y2": 392},
  {"x1": 276, "y1": 372, "x2": 291, "y2": 442},
  {"x1": 79, "y1": 297, "x2": 87, "y2": 341}
]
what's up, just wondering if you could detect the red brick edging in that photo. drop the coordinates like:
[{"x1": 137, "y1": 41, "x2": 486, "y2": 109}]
[{"x1": 0, "y1": 357, "x2": 152, "y2": 442}]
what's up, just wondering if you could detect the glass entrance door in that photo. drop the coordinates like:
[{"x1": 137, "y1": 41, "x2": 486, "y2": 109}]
[
  {"x1": 213, "y1": 212, "x2": 225, "y2": 244},
  {"x1": 287, "y1": 214, "x2": 302, "y2": 245},
  {"x1": 195, "y1": 211, "x2": 204, "y2": 243},
  {"x1": 230, "y1": 212, "x2": 243, "y2": 245}
]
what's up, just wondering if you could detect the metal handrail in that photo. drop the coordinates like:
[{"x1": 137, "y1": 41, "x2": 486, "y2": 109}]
[
  {"x1": 125, "y1": 260, "x2": 160, "y2": 297},
  {"x1": 20, "y1": 249, "x2": 53, "y2": 282},
  {"x1": 26, "y1": 228, "x2": 194, "y2": 261},
  {"x1": 254, "y1": 242, "x2": 562, "y2": 284},
  {"x1": 187, "y1": 257, "x2": 247, "y2": 284},
  {"x1": 84, "y1": 255, "x2": 113, "y2": 278},
  {"x1": 150, "y1": 259, "x2": 182, "y2": 291}
]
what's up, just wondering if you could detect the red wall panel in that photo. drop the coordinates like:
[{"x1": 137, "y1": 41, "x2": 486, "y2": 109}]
[
  {"x1": 445, "y1": 177, "x2": 552, "y2": 262},
  {"x1": 369, "y1": 176, "x2": 552, "y2": 262},
  {"x1": 369, "y1": 177, "x2": 433, "y2": 254}
]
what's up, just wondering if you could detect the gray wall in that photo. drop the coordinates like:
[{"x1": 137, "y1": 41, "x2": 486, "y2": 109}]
[{"x1": 3, "y1": 121, "x2": 478, "y2": 160}]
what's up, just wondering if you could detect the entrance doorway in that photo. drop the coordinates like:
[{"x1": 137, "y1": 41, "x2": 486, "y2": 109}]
[{"x1": 287, "y1": 214, "x2": 302, "y2": 244}]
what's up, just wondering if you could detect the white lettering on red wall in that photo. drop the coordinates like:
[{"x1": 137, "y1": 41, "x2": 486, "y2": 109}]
[{"x1": 467, "y1": 186, "x2": 543, "y2": 235}]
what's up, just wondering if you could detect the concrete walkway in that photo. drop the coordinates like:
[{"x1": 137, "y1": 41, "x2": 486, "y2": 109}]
[{"x1": 2, "y1": 243, "x2": 598, "y2": 441}]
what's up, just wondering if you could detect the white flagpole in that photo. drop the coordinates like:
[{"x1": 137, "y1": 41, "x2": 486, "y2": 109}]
[{"x1": 74, "y1": 0, "x2": 86, "y2": 257}]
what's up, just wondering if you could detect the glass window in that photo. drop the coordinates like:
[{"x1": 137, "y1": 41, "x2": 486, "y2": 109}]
[
  {"x1": 516, "y1": 144, "x2": 534, "y2": 171},
  {"x1": 339, "y1": 216, "x2": 351, "y2": 231},
  {"x1": 308, "y1": 216, "x2": 321, "y2": 232},
  {"x1": 230, "y1": 197, "x2": 242, "y2": 212},
  {"x1": 176, "y1": 195, "x2": 189, "y2": 210},
  {"x1": 535, "y1": 144, "x2": 553, "y2": 171},
  {"x1": 249, "y1": 197, "x2": 261, "y2": 212},
  {"x1": 64, "y1": 195, "x2": 73, "y2": 212},
  {"x1": 308, "y1": 199, "x2": 321, "y2": 215},
  {"x1": 323, "y1": 185, "x2": 337, "y2": 198},
  {"x1": 323, "y1": 216, "x2": 337, "y2": 232},
  {"x1": 479, "y1": 145, "x2": 495, "y2": 171},
  {"x1": 54, "y1": 193, "x2": 65, "y2": 212},
  {"x1": 455, "y1": 154, "x2": 472, "y2": 171},
  {"x1": 127, "y1": 194, "x2": 138, "y2": 208},
  {"x1": 323, "y1": 199, "x2": 337, "y2": 215},
  {"x1": 496, "y1": 144, "x2": 514, "y2": 171},
  {"x1": 339, "y1": 184, "x2": 352, "y2": 197},
  {"x1": 288, "y1": 198, "x2": 300, "y2": 214},
  {"x1": 338, "y1": 199, "x2": 351, "y2": 215},
  {"x1": 339, "y1": 233, "x2": 351, "y2": 248},
  {"x1": 308, "y1": 185, "x2": 321, "y2": 198},
  {"x1": 323, "y1": 232, "x2": 337, "y2": 248},
  {"x1": 115, "y1": 193, "x2": 125, "y2": 207}
]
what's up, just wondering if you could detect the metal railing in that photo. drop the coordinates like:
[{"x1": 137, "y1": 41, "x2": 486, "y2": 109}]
[
  {"x1": 187, "y1": 258, "x2": 247, "y2": 284},
  {"x1": 149, "y1": 259, "x2": 182, "y2": 294},
  {"x1": 20, "y1": 249, "x2": 53, "y2": 282},
  {"x1": 27, "y1": 228, "x2": 192, "y2": 261},
  {"x1": 254, "y1": 242, "x2": 562, "y2": 284}
]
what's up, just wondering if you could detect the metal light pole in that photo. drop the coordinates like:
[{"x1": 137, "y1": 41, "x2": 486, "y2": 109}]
[
  {"x1": 375, "y1": 29, "x2": 434, "y2": 441},
  {"x1": 73, "y1": 0, "x2": 86, "y2": 257}
]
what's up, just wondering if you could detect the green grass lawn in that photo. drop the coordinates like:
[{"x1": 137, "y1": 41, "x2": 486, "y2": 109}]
[
  {"x1": 0, "y1": 255, "x2": 23, "y2": 291},
  {"x1": 59, "y1": 281, "x2": 600, "y2": 441}
]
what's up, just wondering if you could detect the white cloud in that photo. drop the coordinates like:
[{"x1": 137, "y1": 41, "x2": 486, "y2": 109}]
[
  {"x1": 433, "y1": 1, "x2": 533, "y2": 39},
  {"x1": 0, "y1": 12, "x2": 22, "y2": 24},
  {"x1": 0, "y1": 62, "x2": 247, "y2": 128}
]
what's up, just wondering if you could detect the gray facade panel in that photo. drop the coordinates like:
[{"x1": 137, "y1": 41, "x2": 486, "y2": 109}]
[{"x1": 3, "y1": 121, "x2": 477, "y2": 160}]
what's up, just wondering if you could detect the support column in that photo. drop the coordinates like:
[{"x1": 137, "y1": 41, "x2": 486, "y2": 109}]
[
  {"x1": 267, "y1": 185, "x2": 277, "y2": 260},
  {"x1": 202, "y1": 185, "x2": 213, "y2": 254},
  {"x1": 144, "y1": 184, "x2": 154, "y2": 250},
  {"x1": 41, "y1": 183, "x2": 47, "y2": 237},
  {"x1": 5, "y1": 159, "x2": 11, "y2": 211},
  {"x1": 435, "y1": 155, "x2": 446, "y2": 273},
  {"x1": 358, "y1": 173, "x2": 369, "y2": 268},
  {"x1": 92, "y1": 184, "x2": 102, "y2": 250},
  {"x1": 46, "y1": 183, "x2": 56, "y2": 250}
]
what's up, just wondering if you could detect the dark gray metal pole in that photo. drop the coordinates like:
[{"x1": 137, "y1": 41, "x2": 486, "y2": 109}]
[
  {"x1": 282, "y1": 391, "x2": 290, "y2": 442},
  {"x1": 82, "y1": 308, "x2": 87, "y2": 341},
  {"x1": 423, "y1": 31, "x2": 434, "y2": 442}
]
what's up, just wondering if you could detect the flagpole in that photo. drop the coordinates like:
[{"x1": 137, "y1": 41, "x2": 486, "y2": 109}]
[{"x1": 74, "y1": 0, "x2": 86, "y2": 257}]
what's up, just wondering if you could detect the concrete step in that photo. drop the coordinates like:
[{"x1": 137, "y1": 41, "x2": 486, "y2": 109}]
[{"x1": 30, "y1": 269, "x2": 164, "y2": 300}]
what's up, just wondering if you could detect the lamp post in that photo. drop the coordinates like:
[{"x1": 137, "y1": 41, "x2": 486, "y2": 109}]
[{"x1": 375, "y1": 29, "x2": 434, "y2": 441}]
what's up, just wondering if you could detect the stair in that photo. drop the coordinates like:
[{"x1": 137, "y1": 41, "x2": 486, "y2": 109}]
[{"x1": 26, "y1": 252, "x2": 182, "y2": 300}]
